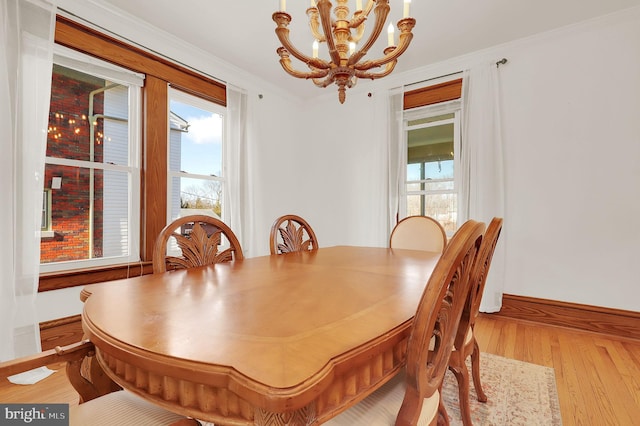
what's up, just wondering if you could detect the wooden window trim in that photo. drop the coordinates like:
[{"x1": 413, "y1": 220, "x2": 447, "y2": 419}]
[
  {"x1": 54, "y1": 16, "x2": 226, "y2": 106},
  {"x1": 403, "y1": 78, "x2": 462, "y2": 110},
  {"x1": 39, "y1": 262, "x2": 154, "y2": 292},
  {"x1": 39, "y1": 16, "x2": 226, "y2": 292}
]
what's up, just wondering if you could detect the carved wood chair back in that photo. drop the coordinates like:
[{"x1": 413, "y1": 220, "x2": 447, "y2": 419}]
[
  {"x1": 449, "y1": 217, "x2": 503, "y2": 426},
  {"x1": 153, "y1": 215, "x2": 243, "y2": 274},
  {"x1": 325, "y1": 220, "x2": 484, "y2": 425},
  {"x1": 390, "y1": 215, "x2": 448, "y2": 253},
  {"x1": 269, "y1": 214, "x2": 319, "y2": 255}
]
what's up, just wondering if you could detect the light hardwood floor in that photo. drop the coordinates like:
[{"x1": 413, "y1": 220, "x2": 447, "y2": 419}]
[{"x1": 1, "y1": 314, "x2": 639, "y2": 425}]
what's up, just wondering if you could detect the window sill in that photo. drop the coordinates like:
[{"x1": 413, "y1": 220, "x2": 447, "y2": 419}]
[{"x1": 38, "y1": 261, "x2": 153, "y2": 292}]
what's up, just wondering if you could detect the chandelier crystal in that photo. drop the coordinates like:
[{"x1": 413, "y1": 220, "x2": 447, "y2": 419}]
[{"x1": 273, "y1": 0, "x2": 416, "y2": 104}]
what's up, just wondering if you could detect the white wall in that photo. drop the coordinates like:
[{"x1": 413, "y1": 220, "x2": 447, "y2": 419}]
[
  {"x1": 498, "y1": 11, "x2": 640, "y2": 310},
  {"x1": 302, "y1": 9, "x2": 640, "y2": 312},
  {"x1": 38, "y1": 3, "x2": 640, "y2": 323}
]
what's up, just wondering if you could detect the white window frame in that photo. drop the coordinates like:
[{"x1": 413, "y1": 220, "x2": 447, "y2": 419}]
[
  {"x1": 400, "y1": 99, "x2": 462, "y2": 234},
  {"x1": 167, "y1": 88, "x2": 227, "y2": 225},
  {"x1": 40, "y1": 47, "x2": 144, "y2": 273}
]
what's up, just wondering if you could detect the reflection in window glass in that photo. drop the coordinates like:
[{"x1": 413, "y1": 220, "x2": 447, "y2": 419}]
[{"x1": 42, "y1": 63, "x2": 139, "y2": 267}]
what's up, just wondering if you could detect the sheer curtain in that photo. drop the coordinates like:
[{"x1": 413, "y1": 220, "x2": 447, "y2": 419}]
[
  {"x1": 226, "y1": 85, "x2": 255, "y2": 256},
  {"x1": 0, "y1": 0, "x2": 56, "y2": 361},
  {"x1": 460, "y1": 62, "x2": 506, "y2": 312},
  {"x1": 387, "y1": 88, "x2": 404, "y2": 237}
]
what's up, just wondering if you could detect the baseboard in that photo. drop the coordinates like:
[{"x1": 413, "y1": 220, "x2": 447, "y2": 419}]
[
  {"x1": 492, "y1": 294, "x2": 640, "y2": 341},
  {"x1": 39, "y1": 314, "x2": 84, "y2": 351}
]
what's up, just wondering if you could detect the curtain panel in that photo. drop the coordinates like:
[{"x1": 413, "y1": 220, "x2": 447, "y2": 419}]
[
  {"x1": 460, "y1": 63, "x2": 506, "y2": 312},
  {"x1": 0, "y1": 0, "x2": 56, "y2": 362},
  {"x1": 226, "y1": 85, "x2": 255, "y2": 256}
]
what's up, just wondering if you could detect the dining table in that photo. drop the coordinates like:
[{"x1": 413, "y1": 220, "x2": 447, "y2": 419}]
[{"x1": 81, "y1": 245, "x2": 441, "y2": 425}]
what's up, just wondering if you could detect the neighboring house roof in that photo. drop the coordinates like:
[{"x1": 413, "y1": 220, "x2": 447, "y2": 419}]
[{"x1": 170, "y1": 111, "x2": 189, "y2": 132}]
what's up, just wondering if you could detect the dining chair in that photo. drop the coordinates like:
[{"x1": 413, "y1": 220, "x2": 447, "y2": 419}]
[
  {"x1": 389, "y1": 216, "x2": 448, "y2": 253},
  {"x1": 325, "y1": 219, "x2": 485, "y2": 426},
  {"x1": 153, "y1": 215, "x2": 244, "y2": 273},
  {"x1": 0, "y1": 341, "x2": 196, "y2": 425},
  {"x1": 447, "y1": 217, "x2": 503, "y2": 426},
  {"x1": 269, "y1": 214, "x2": 319, "y2": 255}
]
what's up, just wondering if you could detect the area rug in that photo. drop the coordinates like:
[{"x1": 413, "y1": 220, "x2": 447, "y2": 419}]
[{"x1": 441, "y1": 353, "x2": 562, "y2": 425}]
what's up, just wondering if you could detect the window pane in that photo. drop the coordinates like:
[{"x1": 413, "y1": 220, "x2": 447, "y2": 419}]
[
  {"x1": 170, "y1": 176, "x2": 223, "y2": 221},
  {"x1": 407, "y1": 113, "x2": 454, "y2": 126},
  {"x1": 169, "y1": 99, "x2": 223, "y2": 176},
  {"x1": 47, "y1": 65, "x2": 129, "y2": 164},
  {"x1": 407, "y1": 193, "x2": 457, "y2": 234},
  {"x1": 169, "y1": 89, "x2": 225, "y2": 223},
  {"x1": 407, "y1": 159, "x2": 454, "y2": 181},
  {"x1": 40, "y1": 165, "x2": 130, "y2": 263}
]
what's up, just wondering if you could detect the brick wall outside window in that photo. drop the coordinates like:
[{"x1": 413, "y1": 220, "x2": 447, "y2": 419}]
[{"x1": 41, "y1": 71, "x2": 104, "y2": 263}]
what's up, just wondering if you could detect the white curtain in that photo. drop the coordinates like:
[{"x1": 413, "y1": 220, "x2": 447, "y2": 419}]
[
  {"x1": 0, "y1": 0, "x2": 56, "y2": 361},
  {"x1": 460, "y1": 62, "x2": 506, "y2": 312},
  {"x1": 226, "y1": 85, "x2": 254, "y2": 256},
  {"x1": 387, "y1": 88, "x2": 404, "y2": 238}
]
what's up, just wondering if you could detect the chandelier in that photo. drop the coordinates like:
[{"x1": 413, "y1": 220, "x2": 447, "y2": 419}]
[{"x1": 273, "y1": 0, "x2": 415, "y2": 104}]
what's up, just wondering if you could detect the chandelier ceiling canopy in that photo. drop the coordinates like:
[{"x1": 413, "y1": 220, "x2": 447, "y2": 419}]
[{"x1": 273, "y1": 0, "x2": 416, "y2": 104}]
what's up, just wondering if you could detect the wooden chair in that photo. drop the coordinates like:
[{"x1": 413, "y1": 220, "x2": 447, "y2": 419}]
[
  {"x1": 447, "y1": 217, "x2": 503, "y2": 426},
  {"x1": 0, "y1": 340, "x2": 196, "y2": 425},
  {"x1": 153, "y1": 215, "x2": 243, "y2": 273},
  {"x1": 325, "y1": 220, "x2": 485, "y2": 426},
  {"x1": 269, "y1": 214, "x2": 319, "y2": 255},
  {"x1": 390, "y1": 216, "x2": 448, "y2": 253}
]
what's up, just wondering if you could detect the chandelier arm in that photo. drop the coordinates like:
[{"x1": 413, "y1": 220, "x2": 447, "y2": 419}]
[
  {"x1": 347, "y1": 0, "x2": 390, "y2": 66},
  {"x1": 317, "y1": 0, "x2": 342, "y2": 65},
  {"x1": 307, "y1": 7, "x2": 326, "y2": 42},
  {"x1": 351, "y1": 12, "x2": 366, "y2": 44},
  {"x1": 354, "y1": 19, "x2": 415, "y2": 70},
  {"x1": 275, "y1": 28, "x2": 332, "y2": 70},
  {"x1": 311, "y1": 75, "x2": 336, "y2": 88},
  {"x1": 278, "y1": 55, "x2": 330, "y2": 80},
  {"x1": 355, "y1": 60, "x2": 397, "y2": 79}
]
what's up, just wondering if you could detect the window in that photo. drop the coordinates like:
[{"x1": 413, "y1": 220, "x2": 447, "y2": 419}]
[
  {"x1": 40, "y1": 52, "x2": 142, "y2": 271},
  {"x1": 403, "y1": 109, "x2": 460, "y2": 234},
  {"x1": 168, "y1": 88, "x2": 226, "y2": 223},
  {"x1": 398, "y1": 78, "x2": 463, "y2": 235},
  {"x1": 38, "y1": 15, "x2": 227, "y2": 290}
]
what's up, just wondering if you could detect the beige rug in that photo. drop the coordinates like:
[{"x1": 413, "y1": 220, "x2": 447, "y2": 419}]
[{"x1": 441, "y1": 353, "x2": 562, "y2": 425}]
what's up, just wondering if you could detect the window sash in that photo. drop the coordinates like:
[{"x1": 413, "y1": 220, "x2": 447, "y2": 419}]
[{"x1": 40, "y1": 50, "x2": 142, "y2": 273}]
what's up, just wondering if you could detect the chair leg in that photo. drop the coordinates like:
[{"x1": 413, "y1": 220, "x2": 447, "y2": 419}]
[
  {"x1": 450, "y1": 360, "x2": 473, "y2": 426},
  {"x1": 470, "y1": 338, "x2": 487, "y2": 403},
  {"x1": 437, "y1": 397, "x2": 450, "y2": 426}
]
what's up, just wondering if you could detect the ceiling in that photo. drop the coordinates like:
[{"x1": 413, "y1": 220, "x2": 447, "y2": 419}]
[{"x1": 97, "y1": 0, "x2": 640, "y2": 100}]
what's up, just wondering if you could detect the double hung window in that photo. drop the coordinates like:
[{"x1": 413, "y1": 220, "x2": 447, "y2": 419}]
[
  {"x1": 40, "y1": 48, "x2": 143, "y2": 271},
  {"x1": 401, "y1": 101, "x2": 461, "y2": 235},
  {"x1": 168, "y1": 88, "x2": 226, "y2": 223}
]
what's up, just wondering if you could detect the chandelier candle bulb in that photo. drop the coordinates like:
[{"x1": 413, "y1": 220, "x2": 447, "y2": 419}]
[
  {"x1": 349, "y1": 42, "x2": 356, "y2": 55},
  {"x1": 356, "y1": 0, "x2": 362, "y2": 10},
  {"x1": 387, "y1": 23, "x2": 395, "y2": 46},
  {"x1": 280, "y1": 0, "x2": 286, "y2": 12},
  {"x1": 404, "y1": 0, "x2": 410, "y2": 18},
  {"x1": 313, "y1": 40, "x2": 319, "y2": 58}
]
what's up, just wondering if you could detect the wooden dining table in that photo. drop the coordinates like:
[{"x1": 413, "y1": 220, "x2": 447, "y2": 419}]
[{"x1": 81, "y1": 245, "x2": 440, "y2": 425}]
